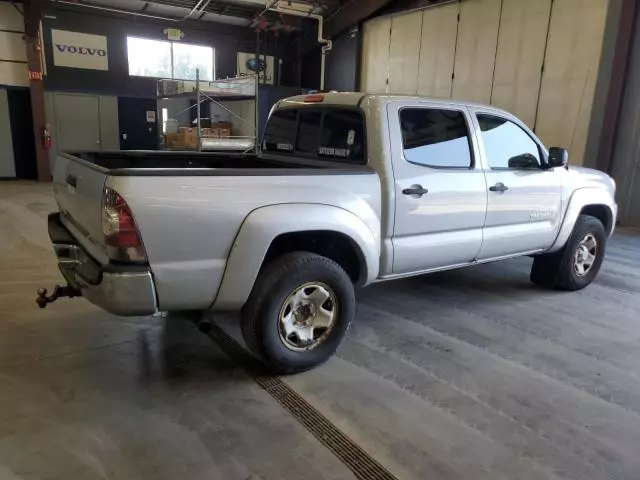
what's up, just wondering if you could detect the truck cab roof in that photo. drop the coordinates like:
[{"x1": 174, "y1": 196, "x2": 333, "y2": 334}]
[{"x1": 280, "y1": 92, "x2": 512, "y2": 116}]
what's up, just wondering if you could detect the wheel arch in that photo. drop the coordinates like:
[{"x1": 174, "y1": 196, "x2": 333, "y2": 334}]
[
  {"x1": 212, "y1": 204, "x2": 380, "y2": 310},
  {"x1": 262, "y1": 230, "x2": 366, "y2": 284},
  {"x1": 548, "y1": 188, "x2": 617, "y2": 253},
  {"x1": 580, "y1": 204, "x2": 614, "y2": 235}
]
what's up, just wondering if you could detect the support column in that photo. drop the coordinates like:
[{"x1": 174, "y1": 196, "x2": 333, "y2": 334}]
[{"x1": 23, "y1": 0, "x2": 50, "y2": 182}]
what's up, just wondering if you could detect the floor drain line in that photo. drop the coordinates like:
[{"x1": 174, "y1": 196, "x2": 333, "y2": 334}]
[{"x1": 206, "y1": 323, "x2": 399, "y2": 480}]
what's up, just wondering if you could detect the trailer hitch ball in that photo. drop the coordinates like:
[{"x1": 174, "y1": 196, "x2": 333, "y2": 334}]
[{"x1": 36, "y1": 285, "x2": 81, "y2": 309}]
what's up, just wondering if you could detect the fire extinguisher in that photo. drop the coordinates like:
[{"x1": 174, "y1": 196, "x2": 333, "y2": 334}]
[{"x1": 42, "y1": 126, "x2": 51, "y2": 150}]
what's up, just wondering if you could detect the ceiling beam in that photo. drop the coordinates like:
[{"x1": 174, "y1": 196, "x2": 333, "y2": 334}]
[{"x1": 324, "y1": 0, "x2": 394, "y2": 37}]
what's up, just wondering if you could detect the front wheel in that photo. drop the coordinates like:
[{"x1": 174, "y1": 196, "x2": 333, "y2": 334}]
[
  {"x1": 530, "y1": 214, "x2": 606, "y2": 291},
  {"x1": 241, "y1": 252, "x2": 355, "y2": 374}
]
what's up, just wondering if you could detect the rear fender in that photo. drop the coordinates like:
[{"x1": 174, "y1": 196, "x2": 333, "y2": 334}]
[
  {"x1": 212, "y1": 204, "x2": 380, "y2": 310},
  {"x1": 548, "y1": 188, "x2": 617, "y2": 253}
]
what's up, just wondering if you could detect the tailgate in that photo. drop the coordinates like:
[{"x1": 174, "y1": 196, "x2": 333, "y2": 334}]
[{"x1": 52, "y1": 152, "x2": 108, "y2": 263}]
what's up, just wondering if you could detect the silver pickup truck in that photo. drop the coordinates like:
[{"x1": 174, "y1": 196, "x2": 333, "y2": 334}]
[{"x1": 41, "y1": 93, "x2": 617, "y2": 373}]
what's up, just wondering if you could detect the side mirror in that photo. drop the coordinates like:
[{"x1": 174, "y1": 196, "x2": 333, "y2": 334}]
[
  {"x1": 508, "y1": 153, "x2": 540, "y2": 169},
  {"x1": 548, "y1": 147, "x2": 568, "y2": 168}
]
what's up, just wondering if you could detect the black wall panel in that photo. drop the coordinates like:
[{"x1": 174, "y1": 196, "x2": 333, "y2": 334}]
[{"x1": 325, "y1": 28, "x2": 360, "y2": 92}]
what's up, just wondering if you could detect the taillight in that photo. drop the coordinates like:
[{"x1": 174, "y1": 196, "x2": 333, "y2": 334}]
[{"x1": 102, "y1": 187, "x2": 147, "y2": 262}]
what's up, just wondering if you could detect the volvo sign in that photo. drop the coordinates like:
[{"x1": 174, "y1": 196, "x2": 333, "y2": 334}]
[{"x1": 52, "y1": 30, "x2": 109, "y2": 70}]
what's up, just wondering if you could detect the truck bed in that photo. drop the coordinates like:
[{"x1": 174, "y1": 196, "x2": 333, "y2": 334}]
[
  {"x1": 71, "y1": 151, "x2": 370, "y2": 176},
  {"x1": 52, "y1": 149, "x2": 381, "y2": 311}
]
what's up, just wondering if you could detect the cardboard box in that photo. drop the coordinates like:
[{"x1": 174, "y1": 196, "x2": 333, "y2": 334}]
[
  {"x1": 166, "y1": 128, "x2": 198, "y2": 149},
  {"x1": 165, "y1": 132, "x2": 184, "y2": 149},
  {"x1": 183, "y1": 128, "x2": 199, "y2": 149},
  {"x1": 211, "y1": 122, "x2": 233, "y2": 138},
  {"x1": 201, "y1": 128, "x2": 218, "y2": 138}
]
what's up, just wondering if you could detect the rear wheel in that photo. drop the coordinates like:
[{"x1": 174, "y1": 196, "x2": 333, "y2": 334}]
[
  {"x1": 530, "y1": 214, "x2": 606, "y2": 291},
  {"x1": 241, "y1": 252, "x2": 355, "y2": 374}
]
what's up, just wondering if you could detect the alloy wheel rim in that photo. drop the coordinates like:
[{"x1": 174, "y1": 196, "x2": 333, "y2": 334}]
[
  {"x1": 574, "y1": 233, "x2": 598, "y2": 277},
  {"x1": 278, "y1": 282, "x2": 338, "y2": 351}
]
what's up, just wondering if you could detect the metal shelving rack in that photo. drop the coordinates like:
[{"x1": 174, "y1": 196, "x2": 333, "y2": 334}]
[{"x1": 157, "y1": 69, "x2": 259, "y2": 153}]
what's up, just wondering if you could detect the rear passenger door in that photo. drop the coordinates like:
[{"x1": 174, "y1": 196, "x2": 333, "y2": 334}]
[
  {"x1": 387, "y1": 102, "x2": 488, "y2": 274},
  {"x1": 471, "y1": 110, "x2": 563, "y2": 259}
]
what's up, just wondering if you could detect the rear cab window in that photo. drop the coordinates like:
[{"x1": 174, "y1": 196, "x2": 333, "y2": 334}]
[{"x1": 263, "y1": 107, "x2": 365, "y2": 164}]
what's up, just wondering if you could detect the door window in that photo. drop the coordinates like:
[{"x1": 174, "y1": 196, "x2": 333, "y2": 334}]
[
  {"x1": 399, "y1": 108, "x2": 472, "y2": 168},
  {"x1": 477, "y1": 115, "x2": 541, "y2": 169}
]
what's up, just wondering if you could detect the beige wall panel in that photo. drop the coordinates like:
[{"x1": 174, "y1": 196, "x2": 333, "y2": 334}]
[
  {"x1": 387, "y1": 11, "x2": 423, "y2": 94},
  {"x1": 417, "y1": 2, "x2": 459, "y2": 98},
  {"x1": 452, "y1": 0, "x2": 502, "y2": 103},
  {"x1": 491, "y1": 0, "x2": 552, "y2": 127},
  {"x1": 535, "y1": 0, "x2": 608, "y2": 165},
  {"x1": 361, "y1": 19, "x2": 392, "y2": 93}
]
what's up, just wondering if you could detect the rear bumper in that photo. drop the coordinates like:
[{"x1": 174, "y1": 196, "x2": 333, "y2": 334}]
[{"x1": 48, "y1": 213, "x2": 157, "y2": 316}]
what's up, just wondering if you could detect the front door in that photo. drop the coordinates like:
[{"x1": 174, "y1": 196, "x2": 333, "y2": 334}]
[
  {"x1": 471, "y1": 111, "x2": 563, "y2": 260},
  {"x1": 55, "y1": 93, "x2": 101, "y2": 151},
  {"x1": 388, "y1": 103, "x2": 488, "y2": 274},
  {"x1": 118, "y1": 97, "x2": 158, "y2": 150}
]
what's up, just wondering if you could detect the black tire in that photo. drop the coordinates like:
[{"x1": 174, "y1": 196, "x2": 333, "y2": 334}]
[
  {"x1": 241, "y1": 251, "x2": 355, "y2": 374},
  {"x1": 530, "y1": 214, "x2": 606, "y2": 291}
]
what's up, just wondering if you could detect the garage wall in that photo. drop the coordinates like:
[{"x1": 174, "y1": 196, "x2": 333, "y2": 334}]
[
  {"x1": 417, "y1": 2, "x2": 459, "y2": 98},
  {"x1": 451, "y1": 0, "x2": 501, "y2": 103},
  {"x1": 387, "y1": 12, "x2": 423, "y2": 94},
  {"x1": 361, "y1": 0, "x2": 609, "y2": 165},
  {"x1": 0, "y1": 2, "x2": 28, "y2": 88},
  {"x1": 535, "y1": 0, "x2": 609, "y2": 166},
  {"x1": 490, "y1": 0, "x2": 552, "y2": 127},
  {"x1": 360, "y1": 18, "x2": 391, "y2": 93},
  {"x1": 610, "y1": 4, "x2": 640, "y2": 226}
]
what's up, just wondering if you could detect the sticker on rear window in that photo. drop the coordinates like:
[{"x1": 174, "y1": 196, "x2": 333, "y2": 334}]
[
  {"x1": 319, "y1": 147, "x2": 350, "y2": 157},
  {"x1": 277, "y1": 143, "x2": 293, "y2": 151},
  {"x1": 346, "y1": 129, "x2": 356, "y2": 146}
]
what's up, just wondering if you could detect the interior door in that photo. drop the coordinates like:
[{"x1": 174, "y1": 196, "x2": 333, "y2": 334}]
[
  {"x1": 472, "y1": 110, "x2": 563, "y2": 260},
  {"x1": 6, "y1": 88, "x2": 36, "y2": 179},
  {"x1": 55, "y1": 94, "x2": 101, "y2": 151},
  {"x1": 118, "y1": 97, "x2": 158, "y2": 150},
  {"x1": 388, "y1": 102, "x2": 488, "y2": 274},
  {"x1": 0, "y1": 88, "x2": 16, "y2": 178}
]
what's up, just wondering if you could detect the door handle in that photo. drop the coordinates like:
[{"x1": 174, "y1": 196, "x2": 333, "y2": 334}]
[
  {"x1": 66, "y1": 174, "x2": 77, "y2": 188},
  {"x1": 489, "y1": 182, "x2": 508, "y2": 193},
  {"x1": 402, "y1": 185, "x2": 429, "y2": 197}
]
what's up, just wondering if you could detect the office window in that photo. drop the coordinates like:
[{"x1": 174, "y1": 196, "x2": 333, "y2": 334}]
[
  {"x1": 127, "y1": 37, "x2": 171, "y2": 78},
  {"x1": 127, "y1": 37, "x2": 214, "y2": 81},
  {"x1": 400, "y1": 108, "x2": 472, "y2": 168},
  {"x1": 172, "y1": 42, "x2": 214, "y2": 81}
]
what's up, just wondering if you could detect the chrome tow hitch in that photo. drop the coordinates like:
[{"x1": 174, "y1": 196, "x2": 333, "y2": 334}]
[{"x1": 36, "y1": 285, "x2": 82, "y2": 309}]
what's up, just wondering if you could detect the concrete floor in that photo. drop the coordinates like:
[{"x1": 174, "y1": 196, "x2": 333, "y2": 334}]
[{"x1": 2, "y1": 181, "x2": 640, "y2": 480}]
